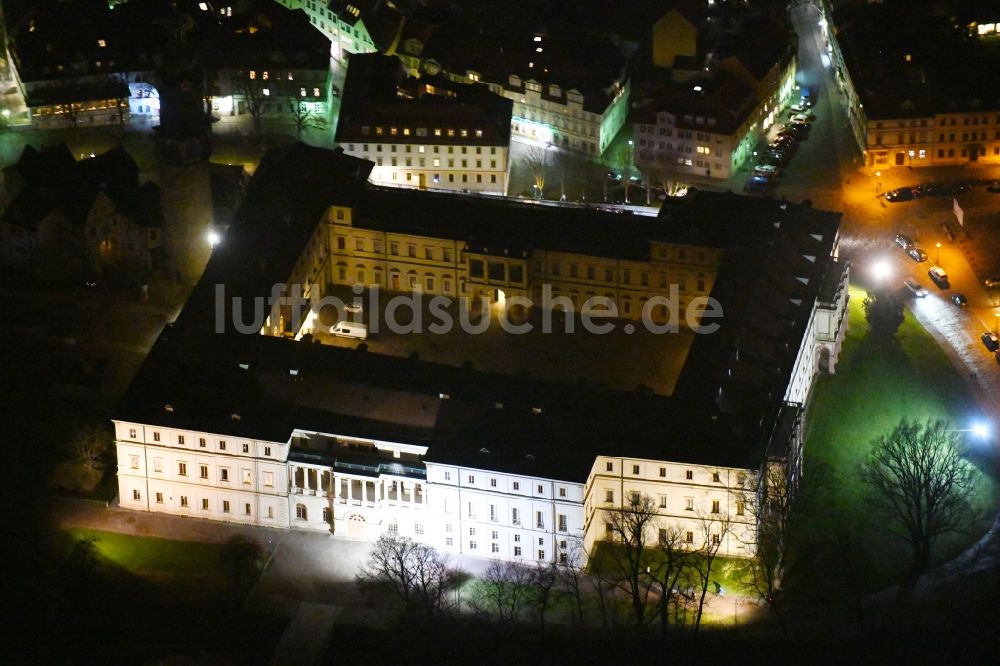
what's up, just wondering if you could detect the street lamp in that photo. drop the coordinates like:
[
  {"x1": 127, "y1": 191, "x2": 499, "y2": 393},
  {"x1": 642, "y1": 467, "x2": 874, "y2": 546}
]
[
  {"x1": 875, "y1": 170, "x2": 882, "y2": 195},
  {"x1": 935, "y1": 242, "x2": 942, "y2": 264},
  {"x1": 871, "y1": 258, "x2": 892, "y2": 284},
  {"x1": 207, "y1": 230, "x2": 221, "y2": 248}
]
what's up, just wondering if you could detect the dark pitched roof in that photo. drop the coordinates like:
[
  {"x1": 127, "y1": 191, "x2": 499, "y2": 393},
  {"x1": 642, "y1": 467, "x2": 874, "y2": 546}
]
[{"x1": 335, "y1": 54, "x2": 513, "y2": 146}]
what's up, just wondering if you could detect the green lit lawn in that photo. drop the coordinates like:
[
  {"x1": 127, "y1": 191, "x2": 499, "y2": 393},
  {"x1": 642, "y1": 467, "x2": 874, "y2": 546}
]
[
  {"x1": 791, "y1": 286, "x2": 998, "y2": 597},
  {"x1": 65, "y1": 527, "x2": 227, "y2": 577}
]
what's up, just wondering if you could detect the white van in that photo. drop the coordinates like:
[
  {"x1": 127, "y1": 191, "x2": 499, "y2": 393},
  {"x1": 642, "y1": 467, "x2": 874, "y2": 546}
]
[{"x1": 330, "y1": 322, "x2": 368, "y2": 340}]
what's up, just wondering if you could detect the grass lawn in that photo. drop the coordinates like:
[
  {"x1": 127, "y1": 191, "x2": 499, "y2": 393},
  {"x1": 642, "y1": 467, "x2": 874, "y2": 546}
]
[
  {"x1": 65, "y1": 527, "x2": 228, "y2": 577},
  {"x1": 790, "y1": 285, "x2": 999, "y2": 597}
]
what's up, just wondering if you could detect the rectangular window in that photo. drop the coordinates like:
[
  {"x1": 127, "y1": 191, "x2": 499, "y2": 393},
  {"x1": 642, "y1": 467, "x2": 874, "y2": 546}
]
[
  {"x1": 513, "y1": 481, "x2": 520, "y2": 491},
  {"x1": 444, "y1": 471, "x2": 451, "y2": 481},
  {"x1": 202, "y1": 498, "x2": 209, "y2": 510},
  {"x1": 685, "y1": 470, "x2": 693, "y2": 480},
  {"x1": 514, "y1": 546, "x2": 522, "y2": 556},
  {"x1": 490, "y1": 505, "x2": 497, "y2": 522},
  {"x1": 180, "y1": 496, "x2": 188, "y2": 507},
  {"x1": 467, "y1": 502, "x2": 475, "y2": 518},
  {"x1": 605, "y1": 489, "x2": 614, "y2": 503},
  {"x1": 659, "y1": 467, "x2": 666, "y2": 477},
  {"x1": 538, "y1": 550, "x2": 545, "y2": 560},
  {"x1": 659, "y1": 495, "x2": 667, "y2": 508},
  {"x1": 469, "y1": 541, "x2": 477, "y2": 550},
  {"x1": 129, "y1": 428, "x2": 137, "y2": 439},
  {"x1": 537, "y1": 484, "x2": 543, "y2": 494},
  {"x1": 536, "y1": 511, "x2": 544, "y2": 528},
  {"x1": 711, "y1": 499, "x2": 721, "y2": 513},
  {"x1": 736, "y1": 501, "x2": 745, "y2": 516},
  {"x1": 153, "y1": 432, "x2": 160, "y2": 442},
  {"x1": 415, "y1": 523, "x2": 424, "y2": 535},
  {"x1": 178, "y1": 462, "x2": 187, "y2": 476},
  {"x1": 468, "y1": 475, "x2": 475, "y2": 483},
  {"x1": 264, "y1": 446, "x2": 271, "y2": 456},
  {"x1": 559, "y1": 487, "x2": 566, "y2": 497},
  {"x1": 446, "y1": 537, "x2": 454, "y2": 546},
  {"x1": 242, "y1": 443, "x2": 250, "y2": 454},
  {"x1": 558, "y1": 514, "x2": 567, "y2": 531},
  {"x1": 245, "y1": 503, "x2": 251, "y2": 515},
  {"x1": 222, "y1": 500, "x2": 230, "y2": 513},
  {"x1": 712, "y1": 471, "x2": 720, "y2": 482},
  {"x1": 200, "y1": 464, "x2": 208, "y2": 479},
  {"x1": 242, "y1": 469, "x2": 252, "y2": 485},
  {"x1": 152, "y1": 458, "x2": 162, "y2": 473},
  {"x1": 178, "y1": 435, "x2": 185, "y2": 445},
  {"x1": 220, "y1": 468, "x2": 229, "y2": 482},
  {"x1": 199, "y1": 438, "x2": 206, "y2": 448},
  {"x1": 512, "y1": 508, "x2": 520, "y2": 525},
  {"x1": 132, "y1": 489, "x2": 141, "y2": 501},
  {"x1": 219, "y1": 441, "x2": 226, "y2": 451},
  {"x1": 154, "y1": 492, "x2": 163, "y2": 504},
  {"x1": 632, "y1": 464, "x2": 640, "y2": 474},
  {"x1": 490, "y1": 478, "x2": 497, "y2": 487},
  {"x1": 491, "y1": 543, "x2": 500, "y2": 553},
  {"x1": 130, "y1": 455, "x2": 139, "y2": 469},
  {"x1": 685, "y1": 497, "x2": 694, "y2": 511},
  {"x1": 629, "y1": 491, "x2": 640, "y2": 506},
  {"x1": 264, "y1": 472, "x2": 274, "y2": 487}
]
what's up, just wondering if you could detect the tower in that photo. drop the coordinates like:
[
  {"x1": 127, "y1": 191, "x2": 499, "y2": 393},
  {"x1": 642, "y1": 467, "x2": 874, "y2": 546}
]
[{"x1": 155, "y1": 68, "x2": 215, "y2": 287}]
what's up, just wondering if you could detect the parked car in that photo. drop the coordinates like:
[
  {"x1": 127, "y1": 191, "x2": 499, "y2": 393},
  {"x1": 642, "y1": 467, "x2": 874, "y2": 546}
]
[
  {"x1": 915, "y1": 183, "x2": 952, "y2": 197},
  {"x1": 763, "y1": 152, "x2": 788, "y2": 167},
  {"x1": 790, "y1": 103, "x2": 806, "y2": 113},
  {"x1": 885, "y1": 187, "x2": 916, "y2": 202},
  {"x1": 988, "y1": 180, "x2": 1000, "y2": 193},
  {"x1": 903, "y1": 279, "x2": 927, "y2": 297},
  {"x1": 606, "y1": 171, "x2": 622, "y2": 183},
  {"x1": 790, "y1": 113, "x2": 811, "y2": 124},
  {"x1": 330, "y1": 322, "x2": 368, "y2": 340},
  {"x1": 753, "y1": 164, "x2": 780, "y2": 177},
  {"x1": 343, "y1": 302, "x2": 363, "y2": 314},
  {"x1": 770, "y1": 137, "x2": 796, "y2": 151},
  {"x1": 950, "y1": 293, "x2": 968, "y2": 307},
  {"x1": 928, "y1": 266, "x2": 949, "y2": 287},
  {"x1": 786, "y1": 124, "x2": 810, "y2": 139},
  {"x1": 745, "y1": 175, "x2": 773, "y2": 193},
  {"x1": 982, "y1": 332, "x2": 1000, "y2": 352},
  {"x1": 767, "y1": 149, "x2": 791, "y2": 164},
  {"x1": 985, "y1": 276, "x2": 1000, "y2": 288},
  {"x1": 908, "y1": 246, "x2": 928, "y2": 262},
  {"x1": 894, "y1": 233, "x2": 913, "y2": 249}
]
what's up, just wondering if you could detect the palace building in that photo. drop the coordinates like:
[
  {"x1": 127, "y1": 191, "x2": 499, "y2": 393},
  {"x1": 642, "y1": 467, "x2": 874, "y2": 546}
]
[{"x1": 114, "y1": 144, "x2": 849, "y2": 565}]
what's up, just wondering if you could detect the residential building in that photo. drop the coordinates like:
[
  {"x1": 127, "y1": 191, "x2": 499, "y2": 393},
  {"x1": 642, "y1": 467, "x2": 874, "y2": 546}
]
[
  {"x1": 634, "y1": 2, "x2": 797, "y2": 182},
  {"x1": 5, "y1": 0, "x2": 334, "y2": 130},
  {"x1": 826, "y1": 0, "x2": 1000, "y2": 168},
  {"x1": 0, "y1": 144, "x2": 164, "y2": 275},
  {"x1": 273, "y1": 0, "x2": 385, "y2": 59},
  {"x1": 336, "y1": 54, "x2": 512, "y2": 195}
]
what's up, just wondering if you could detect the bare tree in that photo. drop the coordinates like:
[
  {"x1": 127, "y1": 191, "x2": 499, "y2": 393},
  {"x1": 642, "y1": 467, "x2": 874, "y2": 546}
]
[
  {"x1": 357, "y1": 534, "x2": 422, "y2": 610},
  {"x1": 409, "y1": 542, "x2": 460, "y2": 618},
  {"x1": 611, "y1": 143, "x2": 635, "y2": 203},
  {"x1": 288, "y1": 100, "x2": 316, "y2": 139},
  {"x1": 602, "y1": 493, "x2": 659, "y2": 625},
  {"x1": 522, "y1": 146, "x2": 548, "y2": 199},
  {"x1": 477, "y1": 559, "x2": 534, "y2": 623},
  {"x1": 239, "y1": 74, "x2": 267, "y2": 136},
  {"x1": 861, "y1": 418, "x2": 980, "y2": 596},
  {"x1": 555, "y1": 540, "x2": 588, "y2": 626},
  {"x1": 529, "y1": 562, "x2": 560, "y2": 630},
  {"x1": 647, "y1": 164, "x2": 689, "y2": 198},
  {"x1": 692, "y1": 509, "x2": 734, "y2": 632},
  {"x1": 739, "y1": 463, "x2": 792, "y2": 636},
  {"x1": 73, "y1": 424, "x2": 112, "y2": 476},
  {"x1": 645, "y1": 524, "x2": 694, "y2": 635}
]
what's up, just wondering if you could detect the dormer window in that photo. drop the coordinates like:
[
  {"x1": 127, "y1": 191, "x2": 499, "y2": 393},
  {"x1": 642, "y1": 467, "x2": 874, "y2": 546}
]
[
  {"x1": 467, "y1": 70, "x2": 480, "y2": 82},
  {"x1": 548, "y1": 84, "x2": 561, "y2": 98},
  {"x1": 525, "y1": 80, "x2": 541, "y2": 93},
  {"x1": 509, "y1": 74, "x2": 522, "y2": 87}
]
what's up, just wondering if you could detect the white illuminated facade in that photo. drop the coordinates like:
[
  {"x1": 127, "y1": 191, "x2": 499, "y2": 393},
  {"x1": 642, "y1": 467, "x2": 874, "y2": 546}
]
[
  {"x1": 583, "y1": 457, "x2": 758, "y2": 559},
  {"x1": 114, "y1": 416, "x2": 757, "y2": 562},
  {"x1": 342, "y1": 140, "x2": 510, "y2": 195},
  {"x1": 273, "y1": 0, "x2": 379, "y2": 60}
]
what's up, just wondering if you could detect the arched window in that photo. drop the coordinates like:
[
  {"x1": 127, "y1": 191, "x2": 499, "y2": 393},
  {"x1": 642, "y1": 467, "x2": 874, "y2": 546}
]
[
  {"x1": 322, "y1": 507, "x2": 332, "y2": 523},
  {"x1": 295, "y1": 503, "x2": 307, "y2": 520}
]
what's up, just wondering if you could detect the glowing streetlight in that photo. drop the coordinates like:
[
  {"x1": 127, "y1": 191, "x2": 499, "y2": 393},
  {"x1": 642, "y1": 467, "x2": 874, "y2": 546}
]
[
  {"x1": 971, "y1": 422, "x2": 990, "y2": 440},
  {"x1": 935, "y1": 241, "x2": 942, "y2": 264},
  {"x1": 207, "y1": 230, "x2": 221, "y2": 248},
  {"x1": 871, "y1": 258, "x2": 892, "y2": 284},
  {"x1": 875, "y1": 170, "x2": 882, "y2": 194}
]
